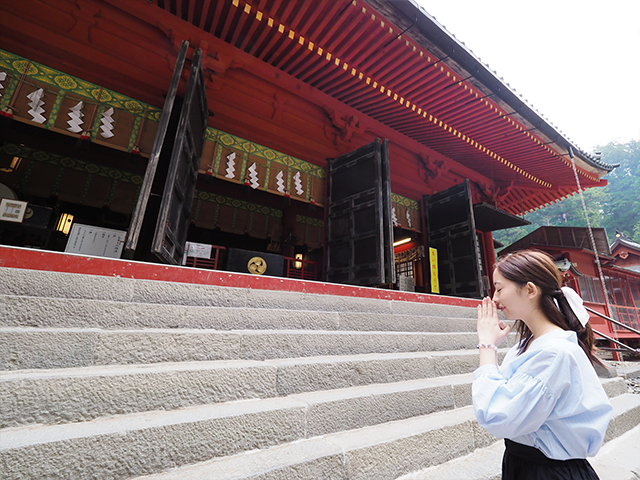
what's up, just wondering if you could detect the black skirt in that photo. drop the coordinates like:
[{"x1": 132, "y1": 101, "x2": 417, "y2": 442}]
[{"x1": 502, "y1": 439, "x2": 600, "y2": 480}]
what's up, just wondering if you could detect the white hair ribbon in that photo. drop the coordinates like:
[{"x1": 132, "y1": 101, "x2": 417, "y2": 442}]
[{"x1": 554, "y1": 286, "x2": 590, "y2": 326}]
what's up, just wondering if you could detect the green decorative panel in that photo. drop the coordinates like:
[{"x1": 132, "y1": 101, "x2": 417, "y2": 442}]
[
  {"x1": 0, "y1": 49, "x2": 161, "y2": 121},
  {"x1": 1, "y1": 143, "x2": 144, "y2": 185},
  {"x1": 195, "y1": 190, "x2": 283, "y2": 218},
  {"x1": 391, "y1": 193, "x2": 420, "y2": 212},
  {"x1": 295, "y1": 214, "x2": 325, "y2": 228},
  {"x1": 207, "y1": 127, "x2": 325, "y2": 179}
]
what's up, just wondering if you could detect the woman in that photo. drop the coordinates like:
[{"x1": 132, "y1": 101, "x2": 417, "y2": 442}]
[{"x1": 473, "y1": 250, "x2": 612, "y2": 480}]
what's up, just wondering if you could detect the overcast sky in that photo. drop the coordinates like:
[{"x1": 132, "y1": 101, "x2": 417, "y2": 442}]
[{"x1": 415, "y1": 0, "x2": 640, "y2": 152}]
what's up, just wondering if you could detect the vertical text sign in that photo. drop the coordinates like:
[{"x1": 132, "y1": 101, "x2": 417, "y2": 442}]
[{"x1": 429, "y1": 247, "x2": 439, "y2": 294}]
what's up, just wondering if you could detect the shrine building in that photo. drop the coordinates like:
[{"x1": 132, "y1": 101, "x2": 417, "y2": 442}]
[{"x1": 0, "y1": 0, "x2": 617, "y2": 298}]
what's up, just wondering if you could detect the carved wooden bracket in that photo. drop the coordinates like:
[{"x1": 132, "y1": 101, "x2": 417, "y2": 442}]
[
  {"x1": 68, "y1": 1, "x2": 100, "y2": 41},
  {"x1": 417, "y1": 153, "x2": 445, "y2": 185},
  {"x1": 474, "y1": 180, "x2": 496, "y2": 203},
  {"x1": 323, "y1": 105, "x2": 366, "y2": 147},
  {"x1": 271, "y1": 93, "x2": 287, "y2": 123},
  {"x1": 495, "y1": 181, "x2": 516, "y2": 207},
  {"x1": 155, "y1": 27, "x2": 242, "y2": 89}
]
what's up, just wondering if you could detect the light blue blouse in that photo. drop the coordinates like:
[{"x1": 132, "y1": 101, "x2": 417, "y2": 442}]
[{"x1": 473, "y1": 330, "x2": 613, "y2": 460}]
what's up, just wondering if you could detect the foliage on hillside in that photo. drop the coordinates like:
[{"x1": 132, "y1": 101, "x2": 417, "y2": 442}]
[{"x1": 493, "y1": 140, "x2": 640, "y2": 250}]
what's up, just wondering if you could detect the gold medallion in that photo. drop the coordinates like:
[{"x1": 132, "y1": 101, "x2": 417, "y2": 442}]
[{"x1": 247, "y1": 256, "x2": 267, "y2": 275}]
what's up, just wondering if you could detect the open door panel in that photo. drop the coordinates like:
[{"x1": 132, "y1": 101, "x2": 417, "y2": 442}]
[
  {"x1": 151, "y1": 48, "x2": 209, "y2": 265},
  {"x1": 325, "y1": 139, "x2": 394, "y2": 286},
  {"x1": 423, "y1": 179, "x2": 484, "y2": 298}
]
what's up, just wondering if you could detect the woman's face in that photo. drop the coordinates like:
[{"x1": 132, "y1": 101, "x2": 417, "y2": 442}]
[{"x1": 492, "y1": 269, "x2": 528, "y2": 320}]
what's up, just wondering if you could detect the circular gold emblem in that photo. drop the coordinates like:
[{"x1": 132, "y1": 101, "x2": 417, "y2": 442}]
[
  {"x1": 247, "y1": 256, "x2": 267, "y2": 275},
  {"x1": 24, "y1": 208, "x2": 34, "y2": 220}
]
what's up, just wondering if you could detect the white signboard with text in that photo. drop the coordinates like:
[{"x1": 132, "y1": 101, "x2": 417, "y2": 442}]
[{"x1": 65, "y1": 223, "x2": 126, "y2": 259}]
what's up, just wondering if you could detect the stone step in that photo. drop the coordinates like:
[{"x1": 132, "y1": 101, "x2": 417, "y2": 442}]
[
  {"x1": 0, "y1": 401, "x2": 491, "y2": 480},
  {"x1": 395, "y1": 392, "x2": 640, "y2": 480},
  {"x1": 295, "y1": 376, "x2": 622, "y2": 439},
  {"x1": 0, "y1": 327, "x2": 496, "y2": 370},
  {"x1": 591, "y1": 422, "x2": 640, "y2": 480},
  {"x1": 127, "y1": 393, "x2": 640, "y2": 480},
  {"x1": 1, "y1": 352, "x2": 625, "y2": 432},
  {"x1": 0, "y1": 267, "x2": 478, "y2": 318},
  {"x1": 0, "y1": 350, "x2": 488, "y2": 428},
  {"x1": 396, "y1": 440, "x2": 504, "y2": 480},
  {"x1": 0, "y1": 295, "x2": 478, "y2": 332}
]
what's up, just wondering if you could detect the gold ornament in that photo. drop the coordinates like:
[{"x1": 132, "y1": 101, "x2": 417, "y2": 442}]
[{"x1": 247, "y1": 256, "x2": 267, "y2": 275}]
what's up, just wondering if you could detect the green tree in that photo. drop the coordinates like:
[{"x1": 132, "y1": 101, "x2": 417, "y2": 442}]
[{"x1": 493, "y1": 140, "x2": 640, "y2": 250}]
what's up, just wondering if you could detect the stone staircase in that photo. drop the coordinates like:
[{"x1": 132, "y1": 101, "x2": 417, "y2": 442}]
[{"x1": 1, "y1": 266, "x2": 640, "y2": 479}]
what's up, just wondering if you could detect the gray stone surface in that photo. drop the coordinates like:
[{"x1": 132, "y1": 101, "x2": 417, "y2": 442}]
[
  {"x1": 0, "y1": 398, "x2": 306, "y2": 480},
  {"x1": 326, "y1": 407, "x2": 481, "y2": 480},
  {"x1": 0, "y1": 267, "x2": 135, "y2": 302},
  {"x1": 0, "y1": 327, "x2": 488, "y2": 370},
  {"x1": 396, "y1": 388, "x2": 640, "y2": 480},
  {"x1": 336, "y1": 311, "x2": 478, "y2": 332},
  {"x1": 396, "y1": 440, "x2": 504, "y2": 480},
  {"x1": 0, "y1": 327, "x2": 100, "y2": 370},
  {"x1": 592, "y1": 423, "x2": 640, "y2": 480},
  {"x1": 0, "y1": 294, "x2": 483, "y2": 332},
  {"x1": 595, "y1": 359, "x2": 619, "y2": 378},
  {"x1": 0, "y1": 347, "x2": 508, "y2": 428},
  {"x1": 615, "y1": 361, "x2": 640, "y2": 379},
  {"x1": 2, "y1": 266, "x2": 639, "y2": 480},
  {"x1": 0, "y1": 348, "x2": 488, "y2": 427},
  {"x1": 0, "y1": 267, "x2": 480, "y2": 317},
  {"x1": 0, "y1": 360, "x2": 279, "y2": 427},
  {"x1": 601, "y1": 376, "x2": 630, "y2": 399},
  {"x1": 293, "y1": 377, "x2": 460, "y2": 436},
  {"x1": 0, "y1": 327, "x2": 242, "y2": 369},
  {"x1": 128, "y1": 407, "x2": 490, "y2": 480},
  {"x1": 604, "y1": 392, "x2": 640, "y2": 442},
  {"x1": 129, "y1": 438, "x2": 346, "y2": 480},
  {"x1": 390, "y1": 300, "x2": 478, "y2": 318},
  {"x1": 271, "y1": 351, "x2": 446, "y2": 396}
]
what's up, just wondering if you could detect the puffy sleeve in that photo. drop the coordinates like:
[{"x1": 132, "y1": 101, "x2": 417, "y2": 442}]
[{"x1": 472, "y1": 349, "x2": 568, "y2": 439}]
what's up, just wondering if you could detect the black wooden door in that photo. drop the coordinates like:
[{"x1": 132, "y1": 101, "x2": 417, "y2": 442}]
[
  {"x1": 325, "y1": 139, "x2": 395, "y2": 286},
  {"x1": 151, "y1": 48, "x2": 209, "y2": 264},
  {"x1": 423, "y1": 179, "x2": 484, "y2": 298},
  {"x1": 123, "y1": 41, "x2": 188, "y2": 259}
]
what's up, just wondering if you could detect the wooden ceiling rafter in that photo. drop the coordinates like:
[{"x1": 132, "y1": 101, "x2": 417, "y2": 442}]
[
  {"x1": 144, "y1": 0, "x2": 607, "y2": 214},
  {"x1": 185, "y1": 2, "x2": 596, "y2": 193}
]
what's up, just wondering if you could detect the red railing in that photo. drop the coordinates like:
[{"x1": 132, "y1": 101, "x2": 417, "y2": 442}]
[
  {"x1": 285, "y1": 257, "x2": 319, "y2": 281},
  {"x1": 184, "y1": 246, "x2": 226, "y2": 270}
]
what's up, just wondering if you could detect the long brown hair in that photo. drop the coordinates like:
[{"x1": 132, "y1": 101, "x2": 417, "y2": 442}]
[{"x1": 495, "y1": 249, "x2": 602, "y2": 367}]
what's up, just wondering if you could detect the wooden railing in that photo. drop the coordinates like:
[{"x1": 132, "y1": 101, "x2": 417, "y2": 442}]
[
  {"x1": 184, "y1": 246, "x2": 226, "y2": 270},
  {"x1": 285, "y1": 257, "x2": 319, "y2": 281}
]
